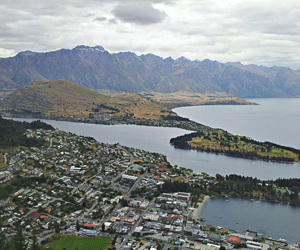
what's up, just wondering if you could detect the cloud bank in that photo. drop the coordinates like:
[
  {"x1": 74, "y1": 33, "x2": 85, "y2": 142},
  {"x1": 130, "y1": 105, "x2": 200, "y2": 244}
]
[{"x1": 0, "y1": 0, "x2": 300, "y2": 69}]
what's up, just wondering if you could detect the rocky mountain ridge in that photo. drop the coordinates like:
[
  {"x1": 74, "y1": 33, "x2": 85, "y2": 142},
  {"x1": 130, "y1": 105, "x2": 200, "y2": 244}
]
[{"x1": 1, "y1": 45, "x2": 300, "y2": 97}]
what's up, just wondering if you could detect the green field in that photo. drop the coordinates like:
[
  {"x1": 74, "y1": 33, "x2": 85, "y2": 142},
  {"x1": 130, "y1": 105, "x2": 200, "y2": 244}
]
[{"x1": 47, "y1": 236, "x2": 111, "y2": 250}]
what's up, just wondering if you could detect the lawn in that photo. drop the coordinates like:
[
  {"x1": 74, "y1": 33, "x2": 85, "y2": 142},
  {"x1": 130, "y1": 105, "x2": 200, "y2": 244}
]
[{"x1": 47, "y1": 236, "x2": 111, "y2": 250}]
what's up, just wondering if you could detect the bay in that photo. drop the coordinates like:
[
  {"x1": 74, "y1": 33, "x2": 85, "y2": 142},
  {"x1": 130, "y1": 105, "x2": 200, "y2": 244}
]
[
  {"x1": 10, "y1": 117, "x2": 300, "y2": 180},
  {"x1": 198, "y1": 198, "x2": 300, "y2": 244},
  {"x1": 174, "y1": 98, "x2": 300, "y2": 149}
]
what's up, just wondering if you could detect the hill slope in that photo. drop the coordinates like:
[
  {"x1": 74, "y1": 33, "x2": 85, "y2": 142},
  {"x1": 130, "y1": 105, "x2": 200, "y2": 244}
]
[
  {"x1": 0, "y1": 117, "x2": 53, "y2": 148},
  {"x1": 0, "y1": 80, "x2": 175, "y2": 119}
]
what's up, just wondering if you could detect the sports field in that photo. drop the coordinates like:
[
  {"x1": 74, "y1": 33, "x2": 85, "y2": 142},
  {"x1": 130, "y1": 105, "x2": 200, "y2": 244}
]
[{"x1": 48, "y1": 235, "x2": 111, "y2": 250}]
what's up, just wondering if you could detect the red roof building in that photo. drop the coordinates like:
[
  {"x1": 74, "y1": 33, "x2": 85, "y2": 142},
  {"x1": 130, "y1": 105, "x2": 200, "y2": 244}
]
[
  {"x1": 84, "y1": 223, "x2": 96, "y2": 229},
  {"x1": 228, "y1": 236, "x2": 240, "y2": 243}
]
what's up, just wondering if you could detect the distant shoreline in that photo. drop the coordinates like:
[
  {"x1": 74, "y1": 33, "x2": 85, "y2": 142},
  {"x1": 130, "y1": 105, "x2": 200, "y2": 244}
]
[{"x1": 192, "y1": 195, "x2": 210, "y2": 219}]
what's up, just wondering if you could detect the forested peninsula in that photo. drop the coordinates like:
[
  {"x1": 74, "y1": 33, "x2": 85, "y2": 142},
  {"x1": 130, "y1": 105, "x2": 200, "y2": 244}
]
[{"x1": 170, "y1": 130, "x2": 300, "y2": 163}]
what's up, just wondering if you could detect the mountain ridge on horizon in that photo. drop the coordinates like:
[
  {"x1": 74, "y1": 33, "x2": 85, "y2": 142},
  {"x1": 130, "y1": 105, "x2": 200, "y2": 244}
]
[
  {"x1": 1, "y1": 45, "x2": 300, "y2": 98},
  {"x1": 12, "y1": 45, "x2": 299, "y2": 71}
]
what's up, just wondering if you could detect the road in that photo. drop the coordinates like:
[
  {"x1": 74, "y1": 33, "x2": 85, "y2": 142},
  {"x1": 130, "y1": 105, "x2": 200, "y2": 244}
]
[
  {"x1": 4, "y1": 153, "x2": 7, "y2": 164},
  {"x1": 125, "y1": 171, "x2": 148, "y2": 199},
  {"x1": 42, "y1": 197, "x2": 66, "y2": 209},
  {"x1": 117, "y1": 197, "x2": 155, "y2": 249},
  {"x1": 48, "y1": 138, "x2": 53, "y2": 149}
]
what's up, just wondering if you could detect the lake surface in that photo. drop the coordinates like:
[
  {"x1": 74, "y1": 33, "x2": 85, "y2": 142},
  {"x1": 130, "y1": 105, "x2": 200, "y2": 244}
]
[
  {"x1": 198, "y1": 198, "x2": 300, "y2": 244},
  {"x1": 11, "y1": 117, "x2": 300, "y2": 180},
  {"x1": 174, "y1": 98, "x2": 300, "y2": 149}
]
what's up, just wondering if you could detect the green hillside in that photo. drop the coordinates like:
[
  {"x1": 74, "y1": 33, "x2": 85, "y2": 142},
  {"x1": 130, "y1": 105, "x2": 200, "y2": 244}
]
[{"x1": 0, "y1": 117, "x2": 53, "y2": 148}]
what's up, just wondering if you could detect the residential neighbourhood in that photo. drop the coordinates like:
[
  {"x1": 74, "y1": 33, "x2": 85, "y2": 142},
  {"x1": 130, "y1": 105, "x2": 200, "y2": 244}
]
[{"x1": 0, "y1": 128, "x2": 299, "y2": 250}]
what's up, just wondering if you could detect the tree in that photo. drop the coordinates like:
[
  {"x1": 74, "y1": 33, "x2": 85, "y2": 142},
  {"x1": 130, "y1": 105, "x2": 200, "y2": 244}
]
[
  {"x1": 76, "y1": 219, "x2": 80, "y2": 232},
  {"x1": 0, "y1": 223, "x2": 9, "y2": 250},
  {"x1": 30, "y1": 229, "x2": 41, "y2": 250},
  {"x1": 120, "y1": 198, "x2": 128, "y2": 207},
  {"x1": 112, "y1": 235, "x2": 117, "y2": 246},
  {"x1": 82, "y1": 197, "x2": 87, "y2": 207},
  {"x1": 11, "y1": 227, "x2": 28, "y2": 250},
  {"x1": 53, "y1": 221, "x2": 60, "y2": 234},
  {"x1": 157, "y1": 244, "x2": 164, "y2": 250}
]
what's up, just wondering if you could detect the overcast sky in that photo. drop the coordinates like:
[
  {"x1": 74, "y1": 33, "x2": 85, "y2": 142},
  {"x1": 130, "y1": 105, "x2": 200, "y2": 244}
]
[{"x1": 1, "y1": 0, "x2": 300, "y2": 69}]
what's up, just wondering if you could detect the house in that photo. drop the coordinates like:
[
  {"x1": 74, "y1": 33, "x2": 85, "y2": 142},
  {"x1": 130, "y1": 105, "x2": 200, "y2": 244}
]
[
  {"x1": 140, "y1": 200, "x2": 149, "y2": 209},
  {"x1": 246, "y1": 241, "x2": 269, "y2": 250},
  {"x1": 177, "y1": 192, "x2": 191, "y2": 200},
  {"x1": 84, "y1": 230, "x2": 98, "y2": 237},
  {"x1": 228, "y1": 236, "x2": 240, "y2": 244},
  {"x1": 133, "y1": 226, "x2": 143, "y2": 236},
  {"x1": 124, "y1": 219, "x2": 135, "y2": 224},
  {"x1": 28, "y1": 211, "x2": 40, "y2": 221},
  {"x1": 45, "y1": 207, "x2": 52, "y2": 213},
  {"x1": 128, "y1": 200, "x2": 140, "y2": 208},
  {"x1": 84, "y1": 223, "x2": 96, "y2": 229}
]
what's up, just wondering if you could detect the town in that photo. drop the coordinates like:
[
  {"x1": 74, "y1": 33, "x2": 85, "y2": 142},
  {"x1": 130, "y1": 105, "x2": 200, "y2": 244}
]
[{"x1": 0, "y1": 127, "x2": 299, "y2": 250}]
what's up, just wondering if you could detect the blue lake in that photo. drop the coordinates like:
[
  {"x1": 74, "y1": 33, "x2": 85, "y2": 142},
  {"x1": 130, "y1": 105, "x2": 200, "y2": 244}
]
[
  {"x1": 11, "y1": 117, "x2": 300, "y2": 180},
  {"x1": 198, "y1": 198, "x2": 300, "y2": 244},
  {"x1": 174, "y1": 98, "x2": 300, "y2": 149}
]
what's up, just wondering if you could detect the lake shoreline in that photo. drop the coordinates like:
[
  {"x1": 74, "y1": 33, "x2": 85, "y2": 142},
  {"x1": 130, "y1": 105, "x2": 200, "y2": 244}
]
[
  {"x1": 192, "y1": 195, "x2": 210, "y2": 219},
  {"x1": 170, "y1": 132, "x2": 300, "y2": 164},
  {"x1": 198, "y1": 196, "x2": 300, "y2": 244},
  {"x1": 7, "y1": 117, "x2": 300, "y2": 180},
  {"x1": 5, "y1": 111, "x2": 300, "y2": 165}
]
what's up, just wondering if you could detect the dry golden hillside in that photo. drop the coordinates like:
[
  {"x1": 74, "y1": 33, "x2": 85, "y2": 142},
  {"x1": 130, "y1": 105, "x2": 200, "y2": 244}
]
[{"x1": 0, "y1": 80, "x2": 177, "y2": 119}]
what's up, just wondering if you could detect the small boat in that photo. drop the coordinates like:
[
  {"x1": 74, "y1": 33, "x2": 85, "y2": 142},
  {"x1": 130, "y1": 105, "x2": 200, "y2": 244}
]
[
  {"x1": 256, "y1": 201, "x2": 260, "y2": 204},
  {"x1": 279, "y1": 238, "x2": 287, "y2": 242},
  {"x1": 236, "y1": 222, "x2": 239, "y2": 224},
  {"x1": 226, "y1": 200, "x2": 229, "y2": 202}
]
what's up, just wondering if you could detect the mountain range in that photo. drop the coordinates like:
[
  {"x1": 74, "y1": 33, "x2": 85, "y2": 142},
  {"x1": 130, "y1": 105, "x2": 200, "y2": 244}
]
[{"x1": 1, "y1": 45, "x2": 300, "y2": 97}]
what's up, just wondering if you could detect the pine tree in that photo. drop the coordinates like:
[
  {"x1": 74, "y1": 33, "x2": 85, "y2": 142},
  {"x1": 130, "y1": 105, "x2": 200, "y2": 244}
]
[
  {"x1": 11, "y1": 227, "x2": 28, "y2": 250},
  {"x1": 53, "y1": 221, "x2": 60, "y2": 234},
  {"x1": 0, "y1": 223, "x2": 8, "y2": 250},
  {"x1": 76, "y1": 219, "x2": 80, "y2": 232},
  {"x1": 30, "y1": 229, "x2": 41, "y2": 250}
]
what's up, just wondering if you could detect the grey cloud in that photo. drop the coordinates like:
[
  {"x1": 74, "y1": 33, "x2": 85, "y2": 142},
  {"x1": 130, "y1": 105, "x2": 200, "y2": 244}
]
[
  {"x1": 112, "y1": 2, "x2": 167, "y2": 25},
  {"x1": 1, "y1": 0, "x2": 300, "y2": 69},
  {"x1": 92, "y1": 0, "x2": 176, "y2": 3},
  {"x1": 93, "y1": 16, "x2": 107, "y2": 22},
  {"x1": 108, "y1": 18, "x2": 118, "y2": 24}
]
